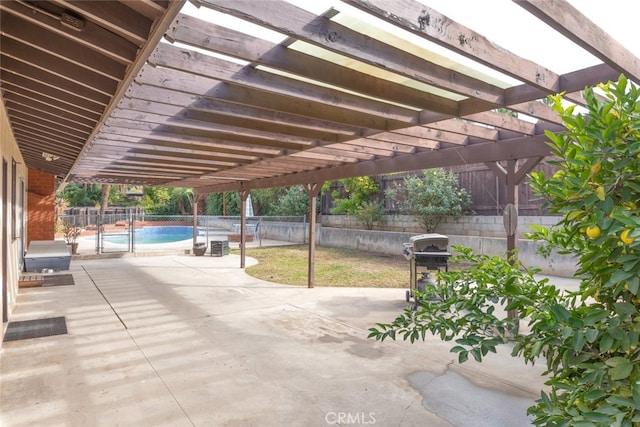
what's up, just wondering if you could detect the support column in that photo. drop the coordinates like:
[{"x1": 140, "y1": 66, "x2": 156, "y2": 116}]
[
  {"x1": 505, "y1": 160, "x2": 518, "y2": 259},
  {"x1": 239, "y1": 188, "x2": 250, "y2": 268},
  {"x1": 304, "y1": 183, "x2": 322, "y2": 288},
  {"x1": 485, "y1": 157, "x2": 543, "y2": 322},
  {"x1": 485, "y1": 157, "x2": 543, "y2": 260}
]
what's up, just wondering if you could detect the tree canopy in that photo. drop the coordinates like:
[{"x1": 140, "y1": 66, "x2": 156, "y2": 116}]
[
  {"x1": 369, "y1": 76, "x2": 640, "y2": 426},
  {"x1": 385, "y1": 168, "x2": 472, "y2": 232}
]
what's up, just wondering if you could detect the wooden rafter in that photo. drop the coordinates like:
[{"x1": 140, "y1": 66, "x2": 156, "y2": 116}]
[{"x1": 1, "y1": 0, "x2": 637, "y2": 190}]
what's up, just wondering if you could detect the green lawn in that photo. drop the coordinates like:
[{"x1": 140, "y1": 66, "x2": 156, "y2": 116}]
[{"x1": 240, "y1": 245, "x2": 410, "y2": 288}]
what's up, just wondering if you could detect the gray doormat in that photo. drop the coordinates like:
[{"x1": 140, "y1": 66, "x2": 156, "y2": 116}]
[
  {"x1": 44, "y1": 274, "x2": 75, "y2": 287},
  {"x1": 3, "y1": 317, "x2": 67, "y2": 342}
]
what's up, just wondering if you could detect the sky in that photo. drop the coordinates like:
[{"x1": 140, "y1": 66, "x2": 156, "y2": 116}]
[{"x1": 179, "y1": 0, "x2": 640, "y2": 90}]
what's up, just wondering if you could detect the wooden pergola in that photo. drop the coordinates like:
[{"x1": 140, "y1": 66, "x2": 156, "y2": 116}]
[{"x1": 2, "y1": 0, "x2": 639, "y2": 285}]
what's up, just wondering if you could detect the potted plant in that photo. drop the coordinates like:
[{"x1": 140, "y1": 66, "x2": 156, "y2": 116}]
[
  {"x1": 62, "y1": 222, "x2": 81, "y2": 254},
  {"x1": 193, "y1": 242, "x2": 207, "y2": 256}
]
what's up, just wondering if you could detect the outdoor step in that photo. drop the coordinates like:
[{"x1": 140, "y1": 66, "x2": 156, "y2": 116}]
[{"x1": 19, "y1": 274, "x2": 44, "y2": 288}]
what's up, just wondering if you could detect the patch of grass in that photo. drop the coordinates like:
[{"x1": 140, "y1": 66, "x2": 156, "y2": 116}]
[{"x1": 239, "y1": 245, "x2": 410, "y2": 288}]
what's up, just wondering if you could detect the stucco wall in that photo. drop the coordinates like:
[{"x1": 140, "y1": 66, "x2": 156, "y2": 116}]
[{"x1": 0, "y1": 100, "x2": 28, "y2": 329}]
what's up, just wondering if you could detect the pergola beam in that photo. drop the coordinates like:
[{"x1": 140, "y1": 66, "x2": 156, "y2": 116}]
[
  {"x1": 515, "y1": 0, "x2": 640, "y2": 84},
  {"x1": 197, "y1": 133, "x2": 552, "y2": 193}
]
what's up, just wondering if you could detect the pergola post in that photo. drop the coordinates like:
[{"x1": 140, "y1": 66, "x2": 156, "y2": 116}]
[
  {"x1": 485, "y1": 157, "x2": 543, "y2": 321},
  {"x1": 505, "y1": 159, "x2": 518, "y2": 259},
  {"x1": 239, "y1": 187, "x2": 250, "y2": 268},
  {"x1": 303, "y1": 183, "x2": 322, "y2": 288},
  {"x1": 485, "y1": 157, "x2": 544, "y2": 258}
]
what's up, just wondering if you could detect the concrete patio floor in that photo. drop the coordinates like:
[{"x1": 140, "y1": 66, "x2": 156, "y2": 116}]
[{"x1": 1, "y1": 254, "x2": 577, "y2": 426}]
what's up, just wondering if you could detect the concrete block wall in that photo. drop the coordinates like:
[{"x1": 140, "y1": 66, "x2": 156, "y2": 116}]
[
  {"x1": 322, "y1": 214, "x2": 563, "y2": 239},
  {"x1": 315, "y1": 227, "x2": 578, "y2": 278},
  {"x1": 439, "y1": 216, "x2": 563, "y2": 237},
  {"x1": 205, "y1": 216, "x2": 578, "y2": 277},
  {"x1": 204, "y1": 217, "x2": 310, "y2": 244}
]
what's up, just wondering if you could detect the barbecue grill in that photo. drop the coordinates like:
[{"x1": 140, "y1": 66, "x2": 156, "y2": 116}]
[{"x1": 402, "y1": 233, "x2": 451, "y2": 307}]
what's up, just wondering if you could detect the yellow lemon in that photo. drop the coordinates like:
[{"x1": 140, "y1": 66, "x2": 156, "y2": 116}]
[
  {"x1": 586, "y1": 225, "x2": 601, "y2": 239},
  {"x1": 621, "y1": 229, "x2": 635, "y2": 245},
  {"x1": 596, "y1": 186, "x2": 605, "y2": 201}
]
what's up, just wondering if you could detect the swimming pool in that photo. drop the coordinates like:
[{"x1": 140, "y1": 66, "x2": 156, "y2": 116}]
[{"x1": 104, "y1": 226, "x2": 201, "y2": 245}]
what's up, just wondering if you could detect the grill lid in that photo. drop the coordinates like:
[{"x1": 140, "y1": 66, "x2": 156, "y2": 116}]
[{"x1": 408, "y1": 233, "x2": 449, "y2": 252}]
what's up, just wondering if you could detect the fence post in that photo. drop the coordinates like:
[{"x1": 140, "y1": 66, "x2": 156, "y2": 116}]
[
  {"x1": 96, "y1": 214, "x2": 101, "y2": 254},
  {"x1": 130, "y1": 209, "x2": 135, "y2": 253}
]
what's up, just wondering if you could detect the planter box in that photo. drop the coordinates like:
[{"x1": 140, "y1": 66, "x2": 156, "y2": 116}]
[
  {"x1": 25, "y1": 240, "x2": 71, "y2": 272},
  {"x1": 227, "y1": 234, "x2": 254, "y2": 243}
]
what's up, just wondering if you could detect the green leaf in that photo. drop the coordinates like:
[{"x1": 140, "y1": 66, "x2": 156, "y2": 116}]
[
  {"x1": 585, "y1": 328, "x2": 599, "y2": 343},
  {"x1": 594, "y1": 404, "x2": 619, "y2": 415},
  {"x1": 567, "y1": 209, "x2": 584, "y2": 221},
  {"x1": 531, "y1": 339, "x2": 543, "y2": 356},
  {"x1": 607, "y1": 395, "x2": 636, "y2": 408},
  {"x1": 627, "y1": 276, "x2": 640, "y2": 295},
  {"x1": 583, "y1": 309, "x2": 609, "y2": 326},
  {"x1": 605, "y1": 357, "x2": 628, "y2": 367},
  {"x1": 550, "y1": 303, "x2": 571, "y2": 322},
  {"x1": 561, "y1": 326, "x2": 573, "y2": 339},
  {"x1": 613, "y1": 302, "x2": 636, "y2": 318},
  {"x1": 540, "y1": 390, "x2": 552, "y2": 411},
  {"x1": 584, "y1": 411, "x2": 615, "y2": 423},
  {"x1": 610, "y1": 269, "x2": 634, "y2": 286},
  {"x1": 609, "y1": 359, "x2": 633, "y2": 380},
  {"x1": 584, "y1": 389, "x2": 607, "y2": 401},
  {"x1": 573, "y1": 330, "x2": 586, "y2": 352},
  {"x1": 633, "y1": 378, "x2": 640, "y2": 405}
]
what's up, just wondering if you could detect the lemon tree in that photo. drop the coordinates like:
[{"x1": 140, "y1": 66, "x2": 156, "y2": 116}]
[
  {"x1": 523, "y1": 75, "x2": 640, "y2": 425},
  {"x1": 369, "y1": 75, "x2": 640, "y2": 426}
]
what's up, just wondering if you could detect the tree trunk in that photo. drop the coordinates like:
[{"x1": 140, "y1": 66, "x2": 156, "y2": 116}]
[{"x1": 99, "y1": 185, "x2": 111, "y2": 216}]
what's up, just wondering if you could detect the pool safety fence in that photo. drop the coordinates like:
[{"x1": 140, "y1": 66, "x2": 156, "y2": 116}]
[{"x1": 55, "y1": 214, "x2": 303, "y2": 255}]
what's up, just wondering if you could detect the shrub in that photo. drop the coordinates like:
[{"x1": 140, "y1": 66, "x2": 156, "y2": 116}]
[{"x1": 385, "y1": 168, "x2": 472, "y2": 232}]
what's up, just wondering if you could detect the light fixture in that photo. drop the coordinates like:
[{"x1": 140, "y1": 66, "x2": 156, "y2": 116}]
[
  {"x1": 42, "y1": 152, "x2": 60, "y2": 162},
  {"x1": 61, "y1": 12, "x2": 85, "y2": 31}
]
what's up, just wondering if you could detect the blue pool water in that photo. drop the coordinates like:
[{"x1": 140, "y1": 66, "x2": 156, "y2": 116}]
[{"x1": 104, "y1": 226, "x2": 200, "y2": 245}]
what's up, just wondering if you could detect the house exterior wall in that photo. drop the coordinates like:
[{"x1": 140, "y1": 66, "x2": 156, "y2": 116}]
[
  {"x1": 27, "y1": 168, "x2": 56, "y2": 243},
  {"x1": 0, "y1": 100, "x2": 28, "y2": 331}
]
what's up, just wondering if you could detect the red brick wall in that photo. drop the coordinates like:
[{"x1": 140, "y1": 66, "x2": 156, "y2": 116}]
[{"x1": 27, "y1": 168, "x2": 56, "y2": 244}]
